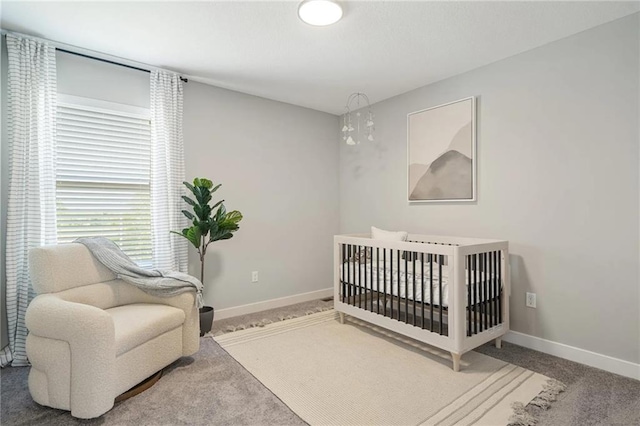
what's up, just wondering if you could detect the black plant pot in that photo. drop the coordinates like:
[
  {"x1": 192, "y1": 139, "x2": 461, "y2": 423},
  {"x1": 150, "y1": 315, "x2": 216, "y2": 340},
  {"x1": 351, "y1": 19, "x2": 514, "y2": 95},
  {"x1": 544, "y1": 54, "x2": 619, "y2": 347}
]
[{"x1": 199, "y1": 306, "x2": 214, "y2": 337}]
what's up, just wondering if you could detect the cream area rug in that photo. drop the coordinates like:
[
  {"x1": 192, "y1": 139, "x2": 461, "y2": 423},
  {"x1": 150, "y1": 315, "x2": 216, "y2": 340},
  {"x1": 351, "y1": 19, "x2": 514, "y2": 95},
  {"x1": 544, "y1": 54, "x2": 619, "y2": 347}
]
[{"x1": 215, "y1": 310, "x2": 559, "y2": 426}]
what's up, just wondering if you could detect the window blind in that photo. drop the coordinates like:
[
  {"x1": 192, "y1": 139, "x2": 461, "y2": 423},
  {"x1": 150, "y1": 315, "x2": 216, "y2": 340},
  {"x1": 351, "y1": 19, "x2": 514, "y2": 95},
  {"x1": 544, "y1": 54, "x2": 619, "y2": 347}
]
[{"x1": 56, "y1": 99, "x2": 152, "y2": 263}]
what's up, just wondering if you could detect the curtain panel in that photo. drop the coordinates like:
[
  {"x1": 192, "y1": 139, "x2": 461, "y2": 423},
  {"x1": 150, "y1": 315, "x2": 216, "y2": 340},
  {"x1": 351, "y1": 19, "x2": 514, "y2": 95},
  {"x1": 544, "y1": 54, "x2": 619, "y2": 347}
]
[
  {"x1": 150, "y1": 71, "x2": 188, "y2": 273},
  {"x1": 2, "y1": 35, "x2": 58, "y2": 367}
]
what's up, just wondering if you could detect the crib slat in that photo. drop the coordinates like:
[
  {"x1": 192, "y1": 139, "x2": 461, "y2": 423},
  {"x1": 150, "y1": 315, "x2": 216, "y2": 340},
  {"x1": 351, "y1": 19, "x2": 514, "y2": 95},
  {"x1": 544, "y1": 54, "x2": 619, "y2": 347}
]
[
  {"x1": 360, "y1": 245, "x2": 364, "y2": 309},
  {"x1": 390, "y1": 249, "x2": 394, "y2": 319},
  {"x1": 473, "y1": 254, "x2": 478, "y2": 335},
  {"x1": 479, "y1": 253, "x2": 484, "y2": 333},
  {"x1": 485, "y1": 252, "x2": 489, "y2": 330},
  {"x1": 493, "y1": 251, "x2": 498, "y2": 328},
  {"x1": 467, "y1": 255, "x2": 472, "y2": 336},
  {"x1": 368, "y1": 246, "x2": 371, "y2": 312},
  {"x1": 421, "y1": 252, "x2": 425, "y2": 329},
  {"x1": 439, "y1": 255, "x2": 443, "y2": 335},
  {"x1": 405, "y1": 251, "x2": 409, "y2": 324},
  {"x1": 429, "y1": 255, "x2": 434, "y2": 332},
  {"x1": 369, "y1": 248, "x2": 373, "y2": 313},
  {"x1": 498, "y1": 252, "x2": 502, "y2": 324},
  {"x1": 480, "y1": 253, "x2": 487, "y2": 330},
  {"x1": 348, "y1": 244, "x2": 352, "y2": 305},
  {"x1": 384, "y1": 249, "x2": 388, "y2": 318},
  {"x1": 493, "y1": 251, "x2": 500, "y2": 325},
  {"x1": 488, "y1": 251, "x2": 493, "y2": 327},
  {"x1": 397, "y1": 250, "x2": 401, "y2": 321},
  {"x1": 376, "y1": 247, "x2": 380, "y2": 314},
  {"x1": 341, "y1": 244, "x2": 345, "y2": 303},
  {"x1": 412, "y1": 253, "x2": 416, "y2": 326},
  {"x1": 487, "y1": 251, "x2": 494, "y2": 328},
  {"x1": 491, "y1": 251, "x2": 496, "y2": 327}
]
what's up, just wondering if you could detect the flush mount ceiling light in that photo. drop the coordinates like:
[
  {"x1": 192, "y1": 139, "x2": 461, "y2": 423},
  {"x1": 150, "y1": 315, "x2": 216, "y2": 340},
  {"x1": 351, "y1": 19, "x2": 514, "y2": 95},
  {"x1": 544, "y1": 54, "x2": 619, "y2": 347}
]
[{"x1": 298, "y1": 0, "x2": 343, "y2": 26}]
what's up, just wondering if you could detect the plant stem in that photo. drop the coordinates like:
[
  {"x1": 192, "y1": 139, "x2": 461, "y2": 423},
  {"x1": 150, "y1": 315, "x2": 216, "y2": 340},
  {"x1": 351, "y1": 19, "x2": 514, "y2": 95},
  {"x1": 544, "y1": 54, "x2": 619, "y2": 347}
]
[
  {"x1": 200, "y1": 254, "x2": 205, "y2": 285},
  {"x1": 200, "y1": 235, "x2": 206, "y2": 285}
]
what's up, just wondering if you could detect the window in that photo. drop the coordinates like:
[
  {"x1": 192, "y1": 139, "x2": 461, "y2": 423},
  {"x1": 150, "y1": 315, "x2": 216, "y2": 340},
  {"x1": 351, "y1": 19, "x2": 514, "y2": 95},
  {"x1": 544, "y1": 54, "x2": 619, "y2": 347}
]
[{"x1": 56, "y1": 95, "x2": 152, "y2": 264}]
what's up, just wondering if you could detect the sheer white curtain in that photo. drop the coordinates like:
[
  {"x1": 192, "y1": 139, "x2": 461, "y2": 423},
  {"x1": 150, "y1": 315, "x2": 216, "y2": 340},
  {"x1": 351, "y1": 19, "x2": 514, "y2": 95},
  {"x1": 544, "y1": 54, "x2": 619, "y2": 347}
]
[
  {"x1": 1, "y1": 35, "x2": 57, "y2": 367},
  {"x1": 150, "y1": 71, "x2": 188, "y2": 272}
]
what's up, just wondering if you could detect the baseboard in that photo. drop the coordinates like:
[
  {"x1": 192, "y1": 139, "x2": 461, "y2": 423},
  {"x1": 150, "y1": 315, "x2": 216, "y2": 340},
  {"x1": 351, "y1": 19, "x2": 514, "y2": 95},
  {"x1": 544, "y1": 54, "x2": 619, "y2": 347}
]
[
  {"x1": 214, "y1": 288, "x2": 333, "y2": 321},
  {"x1": 503, "y1": 331, "x2": 640, "y2": 381}
]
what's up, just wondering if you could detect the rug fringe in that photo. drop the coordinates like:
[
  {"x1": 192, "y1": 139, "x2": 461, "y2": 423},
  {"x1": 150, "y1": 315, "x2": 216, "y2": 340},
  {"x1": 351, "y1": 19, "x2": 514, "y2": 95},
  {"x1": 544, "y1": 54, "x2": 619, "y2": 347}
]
[
  {"x1": 211, "y1": 307, "x2": 333, "y2": 336},
  {"x1": 508, "y1": 378, "x2": 566, "y2": 425}
]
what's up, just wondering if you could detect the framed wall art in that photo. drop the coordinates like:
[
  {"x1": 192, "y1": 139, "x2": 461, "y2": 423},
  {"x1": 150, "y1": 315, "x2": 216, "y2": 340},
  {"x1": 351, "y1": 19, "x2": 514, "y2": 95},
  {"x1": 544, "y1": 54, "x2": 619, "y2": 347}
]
[{"x1": 407, "y1": 97, "x2": 476, "y2": 203}]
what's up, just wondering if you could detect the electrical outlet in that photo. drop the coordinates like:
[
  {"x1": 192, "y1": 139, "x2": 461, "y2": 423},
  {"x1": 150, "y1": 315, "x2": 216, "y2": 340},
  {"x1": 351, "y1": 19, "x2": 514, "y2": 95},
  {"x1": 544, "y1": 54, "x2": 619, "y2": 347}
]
[
  {"x1": 251, "y1": 271, "x2": 259, "y2": 283},
  {"x1": 526, "y1": 292, "x2": 537, "y2": 308}
]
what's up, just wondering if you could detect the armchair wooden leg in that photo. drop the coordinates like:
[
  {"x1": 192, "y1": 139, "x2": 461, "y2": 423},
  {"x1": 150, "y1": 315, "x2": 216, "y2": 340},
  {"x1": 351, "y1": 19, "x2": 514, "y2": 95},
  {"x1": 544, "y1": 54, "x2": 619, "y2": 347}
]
[
  {"x1": 339, "y1": 312, "x2": 345, "y2": 324},
  {"x1": 495, "y1": 337, "x2": 502, "y2": 349},
  {"x1": 115, "y1": 369, "x2": 163, "y2": 403}
]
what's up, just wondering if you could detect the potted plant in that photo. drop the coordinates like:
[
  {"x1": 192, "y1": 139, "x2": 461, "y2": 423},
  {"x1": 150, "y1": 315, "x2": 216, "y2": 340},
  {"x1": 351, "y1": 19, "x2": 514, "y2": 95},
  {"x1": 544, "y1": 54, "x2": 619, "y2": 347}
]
[{"x1": 172, "y1": 177, "x2": 243, "y2": 336}]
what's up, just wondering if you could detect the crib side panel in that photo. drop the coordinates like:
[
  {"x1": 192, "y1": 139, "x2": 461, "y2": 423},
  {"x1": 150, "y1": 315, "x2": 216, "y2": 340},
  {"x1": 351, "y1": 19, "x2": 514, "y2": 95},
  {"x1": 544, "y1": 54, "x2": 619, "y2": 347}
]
[{"x1": 459, "y1": 242, "x2": 509, "y2": 352}]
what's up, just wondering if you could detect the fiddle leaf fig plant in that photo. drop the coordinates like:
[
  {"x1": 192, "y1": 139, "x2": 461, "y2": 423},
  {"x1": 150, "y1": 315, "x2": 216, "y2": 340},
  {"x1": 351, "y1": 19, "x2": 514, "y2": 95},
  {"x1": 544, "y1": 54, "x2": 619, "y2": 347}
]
[{"x1": 171, "y1": 177, "x2": 243, "y2": 284}]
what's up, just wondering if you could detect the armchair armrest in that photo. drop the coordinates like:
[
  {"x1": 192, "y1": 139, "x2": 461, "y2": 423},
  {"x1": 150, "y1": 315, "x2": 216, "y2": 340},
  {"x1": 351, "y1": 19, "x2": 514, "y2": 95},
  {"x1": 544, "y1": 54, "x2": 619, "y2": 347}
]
[{"x1": 26, "y1": 294, "x2": 116, "y2": 418}]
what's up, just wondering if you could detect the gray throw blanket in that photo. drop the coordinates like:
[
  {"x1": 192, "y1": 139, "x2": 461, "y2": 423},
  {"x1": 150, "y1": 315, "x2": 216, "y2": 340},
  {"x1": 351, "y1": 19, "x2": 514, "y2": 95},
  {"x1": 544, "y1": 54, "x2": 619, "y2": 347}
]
[{"x1": 75, "y1": 237, "x2": 204, "y2": 308}]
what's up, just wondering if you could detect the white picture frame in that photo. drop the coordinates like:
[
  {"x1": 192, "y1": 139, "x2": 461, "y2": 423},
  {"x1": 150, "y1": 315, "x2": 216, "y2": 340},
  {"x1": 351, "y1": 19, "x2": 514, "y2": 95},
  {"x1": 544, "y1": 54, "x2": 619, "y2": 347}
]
[{"x1": 407, "y1": 96, "x2": 476, "y2": 203}]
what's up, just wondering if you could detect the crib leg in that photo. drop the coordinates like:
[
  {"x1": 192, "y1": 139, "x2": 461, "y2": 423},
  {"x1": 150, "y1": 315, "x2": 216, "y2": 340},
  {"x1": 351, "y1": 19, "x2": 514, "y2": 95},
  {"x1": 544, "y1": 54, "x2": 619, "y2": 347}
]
[
  {"x1": 495, "y1": 337, "x2": 502, "y2": 349},
  {"x1": 339, "y1": 312, "x2": 345, "y2": 324},
  {"x1": 451, "y1": 353, "x2": 461, "y2": 372}
]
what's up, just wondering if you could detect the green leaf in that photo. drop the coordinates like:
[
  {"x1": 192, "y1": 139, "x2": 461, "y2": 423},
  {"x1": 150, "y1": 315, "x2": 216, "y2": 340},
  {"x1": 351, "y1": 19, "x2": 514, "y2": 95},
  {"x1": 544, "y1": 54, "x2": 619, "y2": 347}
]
[
  {"x1": 181, "y1": 195, "x2": 196, "y2": 207},
  {"x1": 185, "y1": 227, "x2": 202, "y2": 249},
  {"x1": 211, "y1": 199, "x2": 224, "y2": 211},
  {"x1": 183, "y1": 181, "x2": 195, "y2": 194},
  {"x1": 182, "y1": 210, "x2": 194, "y2": 220},
  {"x1": 224, "y1": 210, "x2": 243, "y2": 225},
  {"x1": 210, "y1": 183, "x2": 222, "y2": 194},
  {"x1": 193, "y1": 177, "x2": 213, "y2": 189},
  {"x1": 216, "y1": 204, "x2": 226, "y2": 221}
]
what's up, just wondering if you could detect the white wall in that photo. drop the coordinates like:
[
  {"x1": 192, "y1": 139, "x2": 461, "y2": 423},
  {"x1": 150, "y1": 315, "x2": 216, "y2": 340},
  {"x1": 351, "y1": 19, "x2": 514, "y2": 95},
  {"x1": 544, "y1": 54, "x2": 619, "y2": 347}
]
[
  {"x1": 339, "y1": 14, "x2": 640, "y2": 364},
  {"x1": 183, "y1": 82, "x2": 339, "y2": 309}
]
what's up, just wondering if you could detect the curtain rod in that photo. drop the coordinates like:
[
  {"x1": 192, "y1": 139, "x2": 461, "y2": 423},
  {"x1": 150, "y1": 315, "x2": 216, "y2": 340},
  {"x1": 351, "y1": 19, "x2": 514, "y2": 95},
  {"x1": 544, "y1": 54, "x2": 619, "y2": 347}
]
[
  {"x1": 2, "y1": 30, "x2": 188, "y2": 83},
  {"x1": 56, "y1": 48, "x2": 188, "y2": 83}
]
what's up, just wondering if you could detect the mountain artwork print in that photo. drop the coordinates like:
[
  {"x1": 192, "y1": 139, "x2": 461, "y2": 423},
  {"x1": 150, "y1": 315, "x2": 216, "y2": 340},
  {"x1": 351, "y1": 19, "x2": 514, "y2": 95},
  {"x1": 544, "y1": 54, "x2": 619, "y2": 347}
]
[{"x1": 408, "y1": 97, "x2": 476, "y2": 202}]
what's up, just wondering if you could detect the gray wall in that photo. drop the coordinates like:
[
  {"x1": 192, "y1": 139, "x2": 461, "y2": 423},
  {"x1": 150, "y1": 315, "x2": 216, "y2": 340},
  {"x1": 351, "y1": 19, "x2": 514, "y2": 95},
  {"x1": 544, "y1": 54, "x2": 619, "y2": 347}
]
[
  {"x1": 183, "y1": 82, "x2": 339, "y2": 309},
  {"x1": 57, "y1": 51, "x2": 150, "y2": 107},
  {"x1": 339, "y1": 14, "x2": 640, "y2": 364},
  {"x1": 1, "y1": 48, "x2": 339, "y2": 315}
]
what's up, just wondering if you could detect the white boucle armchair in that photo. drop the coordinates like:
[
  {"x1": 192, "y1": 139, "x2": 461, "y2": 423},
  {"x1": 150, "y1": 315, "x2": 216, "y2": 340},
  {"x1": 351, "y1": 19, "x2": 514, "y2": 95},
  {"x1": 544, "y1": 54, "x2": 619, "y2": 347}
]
[{"x1": 26, "y1": 243, "x2": 199, "y2": 419}]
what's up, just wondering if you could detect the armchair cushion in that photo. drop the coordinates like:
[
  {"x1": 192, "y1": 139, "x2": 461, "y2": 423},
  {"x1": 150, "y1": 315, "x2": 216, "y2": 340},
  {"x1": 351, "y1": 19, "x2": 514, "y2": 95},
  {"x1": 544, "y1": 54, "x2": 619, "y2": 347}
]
[{"x1": 107, "y1": 304, "x2": 185, "y2": 356}]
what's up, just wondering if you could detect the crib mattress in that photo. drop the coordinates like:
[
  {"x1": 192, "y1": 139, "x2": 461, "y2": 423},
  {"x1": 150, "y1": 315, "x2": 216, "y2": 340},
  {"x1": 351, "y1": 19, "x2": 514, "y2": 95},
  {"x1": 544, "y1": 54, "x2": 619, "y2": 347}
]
[{"x1": 339, "y1": 261, "x2": 498, "y2": 308}]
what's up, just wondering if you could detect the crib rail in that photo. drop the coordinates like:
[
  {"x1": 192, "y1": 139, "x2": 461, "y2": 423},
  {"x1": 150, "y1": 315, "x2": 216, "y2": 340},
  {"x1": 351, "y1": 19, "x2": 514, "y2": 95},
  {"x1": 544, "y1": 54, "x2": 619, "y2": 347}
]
[{"x1": 340, "y1": 243, "x2": 450, "y2": 336}]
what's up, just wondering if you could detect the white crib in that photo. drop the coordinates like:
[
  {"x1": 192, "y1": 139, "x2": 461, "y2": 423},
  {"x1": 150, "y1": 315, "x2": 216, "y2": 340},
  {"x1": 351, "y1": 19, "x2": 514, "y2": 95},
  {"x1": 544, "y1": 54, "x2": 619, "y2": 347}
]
[{"x1": 334, "y1": 233, "x2": 510, "y2": 371}]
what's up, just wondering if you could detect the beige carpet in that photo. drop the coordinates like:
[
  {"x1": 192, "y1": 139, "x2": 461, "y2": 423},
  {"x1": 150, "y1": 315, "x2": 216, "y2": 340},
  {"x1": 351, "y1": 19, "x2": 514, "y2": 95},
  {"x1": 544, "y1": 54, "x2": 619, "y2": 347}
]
[{"x1": 215, "y1": 310, "x2": 555, "y2": 426}]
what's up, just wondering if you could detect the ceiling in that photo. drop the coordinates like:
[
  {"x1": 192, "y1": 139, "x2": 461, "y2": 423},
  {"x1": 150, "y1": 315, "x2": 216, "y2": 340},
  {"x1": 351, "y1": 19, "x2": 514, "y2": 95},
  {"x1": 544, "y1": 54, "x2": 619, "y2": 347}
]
[{"x1": 2, "y1": 1, "x2": 638, "y2": 115}]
